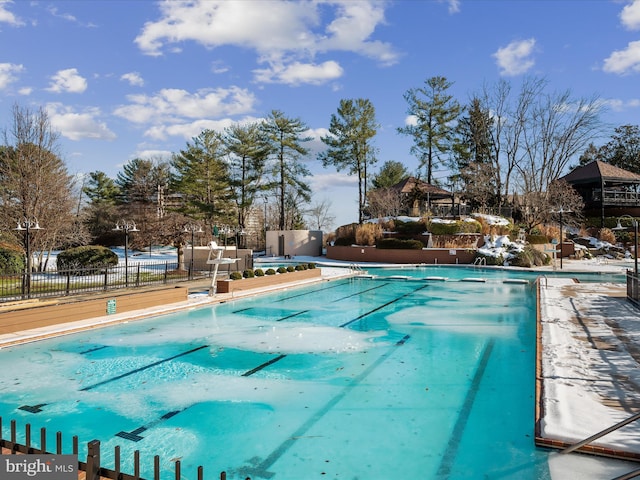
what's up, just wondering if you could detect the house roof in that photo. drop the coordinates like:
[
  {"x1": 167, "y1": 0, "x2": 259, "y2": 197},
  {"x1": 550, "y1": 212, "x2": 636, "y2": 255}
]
[
  {"x1": 561, "y1": 160, "x2": 640, "y2": 184},
  {"x1": 389, "y1": 176, "x2": 451, "y2": 197}
]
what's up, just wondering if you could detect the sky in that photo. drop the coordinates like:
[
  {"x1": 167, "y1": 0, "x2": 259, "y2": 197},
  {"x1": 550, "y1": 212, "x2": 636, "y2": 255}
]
[{"x1": 1, "y1": 0, "x2": 640, "y2": 230}]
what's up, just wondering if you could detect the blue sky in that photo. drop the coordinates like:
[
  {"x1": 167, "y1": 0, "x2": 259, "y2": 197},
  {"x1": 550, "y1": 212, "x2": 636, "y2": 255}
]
[{"x1": 1, "y1": 0, "x2": 640, "y2": 229}]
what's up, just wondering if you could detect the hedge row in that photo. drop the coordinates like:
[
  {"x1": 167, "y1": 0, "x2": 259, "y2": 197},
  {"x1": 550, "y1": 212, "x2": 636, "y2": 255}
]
[{"x1": 228, "y1": 263, "x2": 316, "y2": 280}]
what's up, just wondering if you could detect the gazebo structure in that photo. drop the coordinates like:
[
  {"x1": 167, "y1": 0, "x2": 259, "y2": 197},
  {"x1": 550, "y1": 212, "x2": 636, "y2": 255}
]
[
  {"x1": 389, "y1": 176, "x2": 457, "y2": 217},
  {"x1": 560, "y1": 160, "x2": 640, "y2": 226}
]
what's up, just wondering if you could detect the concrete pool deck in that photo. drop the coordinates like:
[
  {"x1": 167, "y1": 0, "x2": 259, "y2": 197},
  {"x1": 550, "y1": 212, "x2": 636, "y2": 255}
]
[{"x1": 1, "y1": 258, "x2": 639, "y2": 479}]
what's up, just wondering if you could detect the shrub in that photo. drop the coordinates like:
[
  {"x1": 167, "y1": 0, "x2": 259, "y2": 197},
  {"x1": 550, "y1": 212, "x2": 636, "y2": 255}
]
[
  {"x1": 0, "y1": 244, "x2": 24, "y2": 275},
  {"x1": 355, "y1": 223, "x2": 382, "y2": 246},
  {"x1": 307, "y1": 262, "x2": 316, "y2": 269},
  {"x1": 526, "y1": 234, "x2": 550, "y2": 245},
  {"x1": 427, "y1": 221, "x2": 460, "y2": 235},
  {"x1": 229, "y1": 271, "x2": 243, "y2": 280},
  {"x1": 510, "y1": 246, "x2": 551, "y2": 267},
  {"x1": 243, "y1": 269, "x2": 255, "y2": 278},
  {"x1": 598, "y1": 227, "x2": 617, "y2": 245},
  {"x1": 266, "y1": 268, "x2": 276, "y2": 275},
  {"x1": 333, "y1": 236, "x2": 356, "y2": 246},
  {"x1": 394, "y1": 220, "x2": 427, "y2": 235},
  {"x1": 56, "y1": 246, "x2": 118, "y2": 274},
  {"x1": 376, "y1": 238, "x2": 424, "y2": 250},
  {"x1": 475, "y1": 252, "x2": 504, "y2": 266},
  {"x1": 277, "y1": 266, "x2": 287, "y2": 274},
  {"x1": 335, "y1": 223, "x2": 358, "y2": 242},
  {"x1": 295, "y1": 264, "x2": 304, "y2": 271},
  {"x1": 286, "y1": 265, "x2": 295, "y2": 272},
  {"x1": 254, "y1": 268, "x2": 265, "y2": 277}
]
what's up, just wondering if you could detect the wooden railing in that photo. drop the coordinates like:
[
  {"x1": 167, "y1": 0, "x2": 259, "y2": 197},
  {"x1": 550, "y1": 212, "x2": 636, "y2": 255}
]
[{"x1": 0, "y1": 417, "x2": 243, "y2": 480}]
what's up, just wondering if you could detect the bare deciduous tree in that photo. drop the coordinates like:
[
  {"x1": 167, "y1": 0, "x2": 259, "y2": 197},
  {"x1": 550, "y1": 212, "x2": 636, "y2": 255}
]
[
  {"x1": 305, "y1": 199, "x2": 335, "y2": 231},
  {"x1": 0, "y1": 104, "x2": 76, "y2": 269}
]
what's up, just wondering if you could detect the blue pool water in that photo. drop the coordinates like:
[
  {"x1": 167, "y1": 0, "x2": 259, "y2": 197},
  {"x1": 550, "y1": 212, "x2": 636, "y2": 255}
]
[{"x1": 0, "y1": 269, "x2": 622, "y2": 479}]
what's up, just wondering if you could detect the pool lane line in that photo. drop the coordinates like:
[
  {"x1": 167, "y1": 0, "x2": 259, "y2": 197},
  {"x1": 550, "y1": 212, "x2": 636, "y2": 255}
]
[
  {"x1": 232, "y1": 280, "x2": 350, "y2": 312},
  {"x1": 235, "y1": 334, "x2": 412, "y2": 479},
  {"x1": 18, "y1": 403, "x2": 47, "y2": 413},
  {"x1": 275, "y1": 310, "x2": 310, "y2": 322},
  {"x1": 233, "y1": 282, "x2": 390, "y2": 322},
  {"x1": 79, "y1": 345, "x2": 110, "y2": 355},
  {"x1": 435, "y1": 338, "x2": 496, "y2": 479},
  {"x1": 241, "y1": 354, "x2": 288, "y2": 377},
  {"x1": 79, "y1": 344, "x2": 210, "y2": 392},
  {"x1": 339, "y1": 283, "x2": 430, "y2": 328},
  {"x1": 330, "y1": 282, "x2": 390, "y2": 302},
  {"x1": 115, "y1": 408, "x2": 186, "y2": 442}
]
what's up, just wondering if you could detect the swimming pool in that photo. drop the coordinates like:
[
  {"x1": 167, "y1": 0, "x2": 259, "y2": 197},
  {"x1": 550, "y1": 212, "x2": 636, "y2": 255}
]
[{"x1": 0, "y1": 269, "x2": 606, "y2": 479}]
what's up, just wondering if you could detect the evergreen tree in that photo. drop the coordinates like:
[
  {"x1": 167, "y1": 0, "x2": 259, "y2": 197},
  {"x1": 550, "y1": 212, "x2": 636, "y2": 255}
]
[
  {"x1": 170, "y1": 130, "x2": 234, "y2": 229},
  {"x1": 452, "y1": 97, "x2": 499, "y2": 209},
  {"x1": 599, "y1": 125, "x2": 640, "y2": 173},
  {"x1": 262, "y1": 110, "x2": 312, "y2": 230},
  {"x1": 398, "y1": 76, "x2": 461, "y2": 184},
  {"x1": 371, "y1": 160, "x2": 409, "y2": 189},
  {"x1": 224, "y1": 122, "x2": 271, "y2": 241},
  {"x1": 319, "y1": 98, "x2": 378, "y2": 224},
  {"x1": 82, "y1": 171, "x2": 120, "y2": 243}
]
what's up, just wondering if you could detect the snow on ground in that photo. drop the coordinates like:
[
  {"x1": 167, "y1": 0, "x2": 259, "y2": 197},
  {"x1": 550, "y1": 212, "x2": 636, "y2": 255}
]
[{"x1": 539, "y1": 277, "x2": 640, "y2": 478}]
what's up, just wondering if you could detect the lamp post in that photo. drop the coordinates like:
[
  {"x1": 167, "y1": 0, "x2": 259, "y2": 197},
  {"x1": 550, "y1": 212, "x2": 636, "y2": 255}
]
[
  {"x1": 113, "y1": 220, "x2": 139, "y2": 287},
  {"x1": 613, "y1": 215, "x2": 638, "y2": 277},
  {"x1": 15, "y1": 218, "x2": 42, "y2": 299},
  {"x1": 183, "y1": 224, "x2": 203, "y2": 280},
  {"x1": 551, "y1": 207, "x2": 572, "y2": 269},
  {"x1": 263, "y1": 196, "x2": 268, "y2": 254}
]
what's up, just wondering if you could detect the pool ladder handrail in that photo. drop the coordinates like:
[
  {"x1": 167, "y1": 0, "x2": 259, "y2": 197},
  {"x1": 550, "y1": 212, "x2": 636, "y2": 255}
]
[
  {"x1": 560, "y1": 410, "x2": 640, "y2": 480},
  {"x1": 473, "y1": 257, "x2": 487, "y2": 267},
  {"x1": 349, "y1": 263, "x2": 365, "y2": 275}
]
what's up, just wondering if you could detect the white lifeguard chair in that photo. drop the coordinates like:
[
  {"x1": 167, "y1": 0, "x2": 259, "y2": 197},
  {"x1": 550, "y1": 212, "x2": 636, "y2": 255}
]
[{"x1": 206, "y1": 241, "x2": 239, "y2": 295}]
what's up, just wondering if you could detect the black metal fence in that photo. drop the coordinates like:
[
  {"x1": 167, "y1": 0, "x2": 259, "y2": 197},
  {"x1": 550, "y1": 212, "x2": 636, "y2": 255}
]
[
  {"x1": 0, "y1": 258, "x2": 245, "y2": 303},
  {"x1": 627, "y1": 270, "x2": 639, "y2": 308},
  {"x1": 0, "y1": 416, "x2": 243, "y2": 480}
]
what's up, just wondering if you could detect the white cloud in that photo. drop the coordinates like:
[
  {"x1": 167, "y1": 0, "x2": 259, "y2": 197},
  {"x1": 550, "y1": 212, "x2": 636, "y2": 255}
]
[
  {"x1": 46, "y1": 103, "x2": 116, "y2": 141},
  {"x1": 134, "y1": 0, "x2": 399, "y2": 83},
  {"x1": 254, "y1": 60, "x2": 343, "y2": 85},
  {"x1": 492, "y1": 38, "x2": 536, "y2": 76},
  {"x1": 0, "y1": 0, "x2": 24, "y2": 26},
  {"x1": 604, "y1": 97, "x2": 640, "y2": 111},
  {"x1": 435, "y1": 0, "x2": 461, "y2": 14},
  {"x1": 603, "y1": 40, "x2": 640, "y2": 74},
  {"x1": 310, "y1": 171, "x2": 358, "y2": 192},
  {"x1": 621, "y1": 0, "x2": 640, "y2": 30},
  {"x1": 0, "y1": 62, "x2": 23, "y2": 89},
  {"x1": 113, "y1": 86, "x2": 257, "y2": 125},
  {"x1": 46, "y1": 68, "x2": 88, "y2": 93},
  {"x1": 144, "y1": 118, "x2": 237, "y2": 140},
  {"x1": 121, "y1": 72, "x2": 144, "y2": 86}
]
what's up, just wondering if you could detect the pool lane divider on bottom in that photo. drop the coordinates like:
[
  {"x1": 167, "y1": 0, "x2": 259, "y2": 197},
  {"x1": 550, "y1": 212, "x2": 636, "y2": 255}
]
[
  {"x1": 339, "y1": 283, "x2": 430, "y2": 328},
  {"x1": 232, "y1": 279, "x2": 350, "y2": 313},
  {"x1": 107, "y1": 284, "x2": 424, "y2": 443},
  {"x1": 78, "y1": 345, "x2": 210, "y2": 392},
  {"x1": 235, "y1": 333, "x2": 412, "y2": 479},
  {"x1": 16, "y1": 345, "x2": 210, "y2": 415},
  {"x1": 435, "y1": 338, "x2": 496, "y2": 479}
]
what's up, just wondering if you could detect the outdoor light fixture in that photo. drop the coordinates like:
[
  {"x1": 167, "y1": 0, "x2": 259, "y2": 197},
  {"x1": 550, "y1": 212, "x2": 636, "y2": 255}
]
[
  {"x1": 550, "y1": 207, "x2": 572, "y2": 270},
  {"x1": 183, "y1": 223, "x2": 204, "y2": 279},
  {"x1": 113, "y1": 220, "x2": 139, "y2": 287},
  {"x1": 613, "y1": 215, "x2": 638, "y2": 277},
  {"x1": 15, "y1": 217, "x2": 43, "y2": 298}
]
